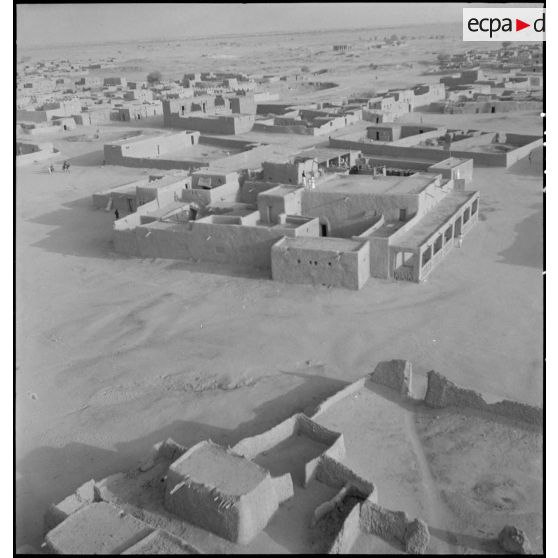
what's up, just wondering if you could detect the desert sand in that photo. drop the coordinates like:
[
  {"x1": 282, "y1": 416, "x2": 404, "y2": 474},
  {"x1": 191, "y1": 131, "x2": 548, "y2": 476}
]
[{"x1": 16, "y1": 22, "x2": 543, "y2": 552}]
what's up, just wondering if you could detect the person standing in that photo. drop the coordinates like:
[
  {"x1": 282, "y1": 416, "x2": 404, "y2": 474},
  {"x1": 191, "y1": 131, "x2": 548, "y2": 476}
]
[
  {"x1": 114, "y1": 209, "x2": 120, "y2": 220},
  {"x1": 457, "y1": 233, "x2": 463, "y2": 248}
]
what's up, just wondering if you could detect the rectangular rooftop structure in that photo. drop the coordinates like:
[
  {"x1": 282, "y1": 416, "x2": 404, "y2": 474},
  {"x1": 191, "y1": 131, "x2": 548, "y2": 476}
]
[
  {"x1": 45, "y1": 502, "x2": 154, "y2": 555},
  {"x1": 164, "y1": 440, "x2": 287, "y2": 544},
  {"x1": 169, "y1": 441, "x2": 267, "y2": 496},
  {"x1": 271, "y1": 237, "x2": 371, "y2": 290},
  {"x1": 391, "y1": 191, "x2": 478, "y2": 250},
  {"x1": 315, "y1": 172, "x2": 439, "y2": 196}
]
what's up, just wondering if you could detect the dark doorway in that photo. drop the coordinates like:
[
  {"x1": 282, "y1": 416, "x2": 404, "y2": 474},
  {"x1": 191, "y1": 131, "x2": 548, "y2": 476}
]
[
  {"x1": 399, "y1": 209, "x2": 407, "y2": 222},
  {"x1": 320, "y1": 223, "x2": 328, "y2": 237},
  {"x1": 491, "y1": 106, "x2": 496, "y2": 113},
  {"x1": 191, "y1": 136, "x2": 195, "y2": 145},
  {"x1": 375, "y1": 132, "x2": 380, "y2": 140}
]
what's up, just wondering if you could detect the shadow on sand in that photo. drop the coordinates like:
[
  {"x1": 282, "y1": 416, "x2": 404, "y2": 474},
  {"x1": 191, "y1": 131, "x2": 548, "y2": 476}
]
[
  {"x1": 28, "y1": 197, "x2": 116, "y2": 260},
  {"x1": 429, "y1": 526, "x2": 500, "y2": 553},
  {"x1": 497, "y1": 202, "x2": 543, "y2": 269},
  {"x1": 506, "y1": 146, "x2": 544, "y2": 177},
  {"x1": 16, "y1": 369, "x2": 348, "y2": 548},
  {"x1": 28, "y1": 196, "x2": 271, "y2": 280}
]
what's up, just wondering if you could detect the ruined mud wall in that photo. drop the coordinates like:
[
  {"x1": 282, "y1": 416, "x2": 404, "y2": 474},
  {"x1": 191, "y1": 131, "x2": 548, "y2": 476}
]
[
  {"x1": 360, "y1": 501, "x2": 430, "y2": 554},
  {"x1": 370, "y1": 360, "x2": 542, "y2": 427},
  {"x1": 424, "y1": 370, "x2": 542, "y2": 426}
]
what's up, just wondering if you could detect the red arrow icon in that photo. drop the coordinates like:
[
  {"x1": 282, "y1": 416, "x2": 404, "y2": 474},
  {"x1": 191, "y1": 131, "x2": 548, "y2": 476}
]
[{"x1": 516, "y1": 18, "x2": 530, "y2": 31}]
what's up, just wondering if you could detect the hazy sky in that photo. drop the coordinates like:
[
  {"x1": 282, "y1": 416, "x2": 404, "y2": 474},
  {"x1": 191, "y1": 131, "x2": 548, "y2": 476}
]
[{"x1": 17, "y1": 3, "x2": 540, "y2": 48}]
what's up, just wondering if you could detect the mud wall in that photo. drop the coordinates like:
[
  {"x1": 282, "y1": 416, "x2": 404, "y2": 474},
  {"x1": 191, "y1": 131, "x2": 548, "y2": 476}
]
[
  {"x1": 390, "y1": 128, "x2": 446, "y2": 147},
  {"x1": 315, "y1": 455, "x2": 376, "y2": 497},
  {"x1": 505, "y1": 138, "x2": 543, "y2": 166},
  {"x1": 359, "y1": 501, "x2": 430, "y2": 554},
  {"x1": 271, "y1": 238, "x2": 370, "y2": 290},
  {"x1": 165, "y1": 114, "x2": 254, "y2": 134},
  {"x1": 369, "y1": 360, "x2": 542, "y2": 427},
  {"x1": 239, "y1": 180, "x2": 282, "y2": 205},
  {"x1": 354, "y1": 234, "x2": 390, "y2": 279},
  {"x1": 115, "y1": 219, "x2": 304, "y2": 268},
  {"x1": 16, "y1": 148, "x2": 57, "y2": 166},
  {"x1": 326, "y1": 502, "x2": 362, "y2": 554},
  {"x1": 311, "y1": 378, "x2": 367, "y2": 418},
  {"x1": 301, "y1": 190, "x2": 419, "y2": 229},
  {"x1": 329, "y1": 137, "x2": 508, "y2": 167},
  {"x1": 371, "y1": 360, "x2": 412, "y2": 395},
  {"x1": 424, "y1": 370, "x2": 542, "y2": 426},
  {"x1": 447, "y1": 133, "x2": 496, "y2": 150}
]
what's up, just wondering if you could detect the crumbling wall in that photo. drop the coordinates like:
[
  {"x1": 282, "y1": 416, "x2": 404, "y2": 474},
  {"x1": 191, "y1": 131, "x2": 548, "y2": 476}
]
[
  {"x1": 371, "y1": 359, "x2": 412, "y2": 396},
  {"x1": 424, "y1": 370, "x2": 542, "y2": 426},
  {"x1": 359, "y1": 501, "x2": 430, "y2": 554},
  {"x1": 369, "y1": 361, "x2": 542, "y2": 426}
]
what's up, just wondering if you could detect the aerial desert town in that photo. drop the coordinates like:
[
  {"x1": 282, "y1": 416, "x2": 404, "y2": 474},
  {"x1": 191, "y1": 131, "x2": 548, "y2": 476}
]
[{"x1": 16, "y1": 3, "x2": 544, "y2": 555}]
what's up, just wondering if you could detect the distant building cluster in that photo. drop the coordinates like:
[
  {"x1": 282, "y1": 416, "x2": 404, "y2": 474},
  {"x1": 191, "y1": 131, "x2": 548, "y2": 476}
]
[
  {"x1": 424, "y1": 44, "x2": 542, "y2": 115},
  {"x1": 16, "y1": 42, "x2": 541, "y2": 290}
]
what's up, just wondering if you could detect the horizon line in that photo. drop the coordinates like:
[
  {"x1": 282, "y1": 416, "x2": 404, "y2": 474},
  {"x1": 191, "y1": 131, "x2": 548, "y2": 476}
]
[{"x1": 17, "y1": 19, "x2": 462, "y2": 51}]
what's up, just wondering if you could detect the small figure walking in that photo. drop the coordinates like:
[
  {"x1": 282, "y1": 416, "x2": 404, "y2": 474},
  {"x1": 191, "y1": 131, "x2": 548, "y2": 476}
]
[
  {"x1": 457, "y1": 233, "x2": 463, "y2": 248},
  {"x1": 114, "y1": 209, "x2": 120, "y2": 220},
  {"x1": 48, "y1": 164, "x2": 54, "y2": 175}
]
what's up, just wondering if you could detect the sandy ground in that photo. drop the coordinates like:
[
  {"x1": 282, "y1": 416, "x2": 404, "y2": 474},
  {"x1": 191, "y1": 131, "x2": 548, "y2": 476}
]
[
  {"x1": 15, "y1": 113, "x2": 543, "y2": 550},
  {"x1": 16, "y1": 25, "x2": 543, "y2": 551},
  {"x1": 314, "y1": 381, "x2": 542, "y2": 554}
]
